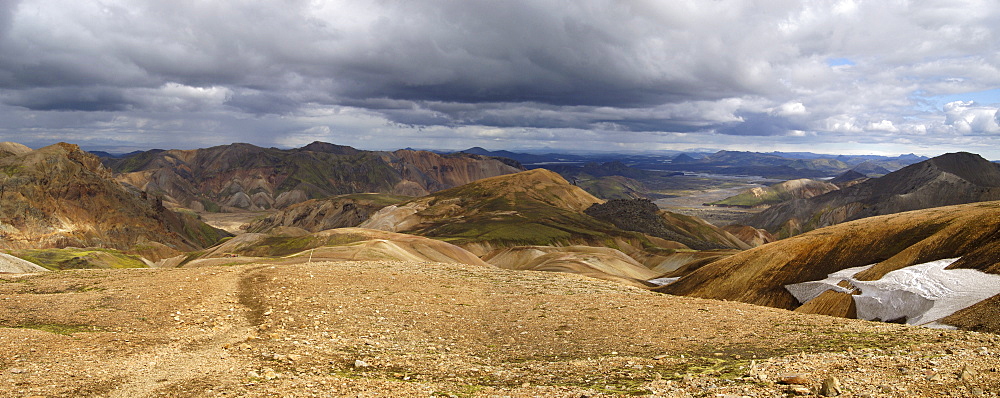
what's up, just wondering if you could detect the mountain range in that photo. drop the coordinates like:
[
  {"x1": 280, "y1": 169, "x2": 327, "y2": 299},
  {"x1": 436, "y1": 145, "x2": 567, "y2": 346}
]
[
  {"x1": 4, "y1": 140, "x2": 1000, "y2": 333},
  {"x1": 746, "y1": 152, "x2": 1000, "y2": 237},
  {"x1": 104, "y1": 142, "x2": 523, "y2": 212}
]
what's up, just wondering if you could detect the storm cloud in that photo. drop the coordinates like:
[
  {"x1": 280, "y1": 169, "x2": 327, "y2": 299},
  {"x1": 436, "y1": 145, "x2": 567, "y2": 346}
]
[{"x1": 1, "y1": 0, "x2": 1000, "y2": 156}]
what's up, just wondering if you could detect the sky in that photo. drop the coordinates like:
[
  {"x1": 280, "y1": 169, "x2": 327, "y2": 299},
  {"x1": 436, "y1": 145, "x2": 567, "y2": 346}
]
[{"x1": 1, "y1": 0, "x2": 1000, "y2": 158}]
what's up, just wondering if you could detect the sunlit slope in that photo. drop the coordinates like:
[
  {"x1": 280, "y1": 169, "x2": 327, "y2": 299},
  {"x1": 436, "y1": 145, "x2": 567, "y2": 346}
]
[
  {"x1": 658, "y1": 200, "x2": 1000, "y2": 331},
  {"x1": 183, "y1": 227, "x2": 488, "y2": 267},
  {"x1": 0, "y1": 142, "x2": 228, "y2": 256},
  {"x1": 708, "y1": 178, "x2": 838, "y2": 208}
]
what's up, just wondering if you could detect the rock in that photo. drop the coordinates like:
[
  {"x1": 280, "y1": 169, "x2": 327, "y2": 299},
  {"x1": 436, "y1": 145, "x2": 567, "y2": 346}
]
[
  {"x1": 287, "y1": 354, "x2": 302, "y2": 362},
  {"x1": 261, "y1": 367, "x2": 279, "y2": 380},
  {"x1": 789, "y1": 386, "x2": 812, "y2": 396},
  {"x1": 354, "y1": 359, "x2": 370, "y2": 368},
  {"x1": 744, "y1": 360, "x2": 759, "y2": 377},
  {"x1": 820, "y1": 376, "x2": 842, "y2": 396},
  {"x1": 247, "y1": 370, "x2": 261, "y2": 379},
  {"x1": 653, "y1": 354, "x2": 669, "y2": 360},
  {"x1": 779, "y1": 373, "x2": 811, "y2": 385},
  {"x1": 960, "y1": 365, "x2": 976, "y2": 382}
]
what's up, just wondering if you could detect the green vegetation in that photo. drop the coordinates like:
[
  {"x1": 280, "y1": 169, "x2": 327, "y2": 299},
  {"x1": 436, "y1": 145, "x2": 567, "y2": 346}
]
[
  {"x1": 336, "y1": 193, "x2": 413, "y2": 206},
  {"x1": 708, "y1": 188, "x2": 782, "y2": 207},
  {"x1": 200, "y1": 199, "x2": 222, "y2": 212},
  {"x1": 13, "y1": 323, "x2": 100, "y2": 335},
  {"x1": 8, "y1": 248, "x2": 147, "y2": 270}
]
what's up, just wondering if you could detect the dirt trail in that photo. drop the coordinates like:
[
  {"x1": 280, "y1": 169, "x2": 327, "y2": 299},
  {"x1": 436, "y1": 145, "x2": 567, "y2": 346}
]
[
  {"x1": 2, "y1": 261, "x2": 999, "y2": 397},
  {"x1": 107, "y1": 266, "x2": 258, "y2": 397}
]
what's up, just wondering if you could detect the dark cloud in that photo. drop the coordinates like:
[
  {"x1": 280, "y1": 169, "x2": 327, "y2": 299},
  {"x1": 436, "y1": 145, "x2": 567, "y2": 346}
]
[
  {"x1": 225, "y1": 91, "x2": 300, "y2": 116},
  {"x1": 1, "y1": 1, "x2": 1000, "y2": 157},
  {"x1": 0, "y1": 0, "x2": 19, "y2": 40},
  {"x1": 2, "y1": 87, "x2": 132, "y2": 111},
  {"x1": 716, "y1": 112, "x2": 806, "y2": 137}
]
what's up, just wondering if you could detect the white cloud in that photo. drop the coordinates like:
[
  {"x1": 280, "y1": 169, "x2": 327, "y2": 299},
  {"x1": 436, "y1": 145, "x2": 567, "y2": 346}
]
[
  {"x1": 867, "y1": 120, "x2": 899, "y2": 133},
  {"x1": 944, "y1": 101, "x2": 1000, "y2": 134},
  {"x1": 772, "y1": 101, "x2": 808, "y2": 117}
]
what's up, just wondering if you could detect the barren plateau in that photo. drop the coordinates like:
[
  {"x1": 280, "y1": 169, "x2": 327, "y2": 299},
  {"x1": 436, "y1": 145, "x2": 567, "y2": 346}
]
[{"x1": 2, "y1": 260, "x2": 999, "y2": 397}]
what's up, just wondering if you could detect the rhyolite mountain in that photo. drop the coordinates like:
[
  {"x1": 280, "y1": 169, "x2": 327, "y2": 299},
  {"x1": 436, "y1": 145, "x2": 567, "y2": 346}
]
[
  {"x1": 0, "y1": 142, "x2": 228, "y2": 258},
  {"x1": 746, "y1": 152, "x2": 1000, "y2": 237},
  {"x1": 104, "y1": 142, "x2": 523, "y2": 212},
  {"x1": 657, "y1": 200, "x2": 1000, "y2": 332},
  {"x1": 359, "y1": 169, "x2": 746, "y2": 257}
]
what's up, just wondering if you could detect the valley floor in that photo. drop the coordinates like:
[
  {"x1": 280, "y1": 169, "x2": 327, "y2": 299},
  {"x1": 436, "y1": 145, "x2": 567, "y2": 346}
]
[
  {"x1": 654, "y1": 184, "x2": 765, "y2": 226},
  {"x1": 1, "y1": 261, "x2": 999, "y2": 397}
]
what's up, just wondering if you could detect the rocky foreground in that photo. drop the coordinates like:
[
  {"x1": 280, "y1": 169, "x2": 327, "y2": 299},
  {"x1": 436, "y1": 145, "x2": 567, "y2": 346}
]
[{"x1": 2, "y1": 261, "x2": 999, "y2": 397}]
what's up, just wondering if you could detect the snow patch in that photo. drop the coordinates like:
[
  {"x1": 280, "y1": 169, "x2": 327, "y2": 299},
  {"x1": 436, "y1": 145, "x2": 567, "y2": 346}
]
[
  {"x1": 785, "y1": 265, "x2": 873, "y2": 303},
  {"x1": 647, "y1": 277, "x2": 680, "y2": 286},
  {"x1": 786, "y1": 258, "x2": 1000, "y2": 326}
]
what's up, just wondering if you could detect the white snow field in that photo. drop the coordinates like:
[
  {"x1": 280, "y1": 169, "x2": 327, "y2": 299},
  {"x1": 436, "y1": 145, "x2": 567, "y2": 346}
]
[{"x1": 785, "y1": 258, "x2": 1000, "y2": 326}]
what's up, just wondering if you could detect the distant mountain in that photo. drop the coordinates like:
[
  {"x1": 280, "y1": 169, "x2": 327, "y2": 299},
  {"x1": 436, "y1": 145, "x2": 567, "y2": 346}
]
[
  {"x1": 707, "y1": 178, "x2": 839, "y2": 208},
  {"x1": 456, "y1": 147, "x2": 585, "y2": 164},
  {"x1": 746, "y1": 152, "x2": 1000, "y2": 237},
  {"x1": 671, "y1": 153, "x2": 697, "y2": 163},
  {"x1": 828, "y1": 170, "x2": 869, "y2": 187},
  {"x1": 658, "y1": 200, "x2": 1000, "y2": 332},
  {"x1": 648, "y1": 150, "x2": 928, "y2": 179},
  {"x1": 540, "y1": 161, "x2": 663, "y2": 200},
  {"x1": 88, "y1": 150, "x2": 146, "y2": 159},
  {"x1": 0, "y1": 142, "x2": 228, "y2": 258},
  {"x1": 849, "y1": 161, "x2": 892, "y2": 176},
  {"x1": 105, "y1": 142, "x2": 523, "y2": 212}
]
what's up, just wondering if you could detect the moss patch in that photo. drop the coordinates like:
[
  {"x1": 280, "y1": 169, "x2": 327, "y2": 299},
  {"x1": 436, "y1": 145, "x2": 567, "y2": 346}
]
[
  {"x1": 13, "y1": 323, "x2": 100, "y2": 335},
  {"x1": 9, "y1": 248, "x2": 148, "y2": 270}
]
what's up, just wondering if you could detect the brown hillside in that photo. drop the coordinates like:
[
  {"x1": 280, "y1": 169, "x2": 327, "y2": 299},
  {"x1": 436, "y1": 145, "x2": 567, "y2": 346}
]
[
  {"x1": 0, "y1": 143, "x2": 228, "y2": 256},
  {"x1": 483, "y1": 245, "x2": 663, "y2": 287},
  {"x1": 720, "y1": 224, "x2": 775, "y2": 247},
  {"x1": 659, "y1": 200, "x2": 1000, "y2": 325}
]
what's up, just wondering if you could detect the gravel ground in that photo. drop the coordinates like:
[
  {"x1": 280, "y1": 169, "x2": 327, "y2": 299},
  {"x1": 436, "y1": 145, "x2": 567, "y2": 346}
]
[{"x1": 1, "y1": 260, "x2": 999, "y2": 397}]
